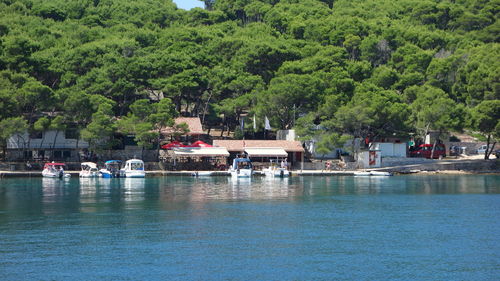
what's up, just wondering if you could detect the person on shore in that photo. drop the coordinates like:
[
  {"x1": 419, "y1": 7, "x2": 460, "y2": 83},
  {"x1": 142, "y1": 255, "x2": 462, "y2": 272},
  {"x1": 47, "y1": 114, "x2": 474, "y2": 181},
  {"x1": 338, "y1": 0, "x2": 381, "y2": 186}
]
[
  {"x1": 281, "y1": 158, "x2": 288, "y2": 169},
  {"x1": 26, "y1": 161, "x2": 32, "y2": 171},
  {"x1": 325, "y1": 161, "x2": 331, "y2": 171}
]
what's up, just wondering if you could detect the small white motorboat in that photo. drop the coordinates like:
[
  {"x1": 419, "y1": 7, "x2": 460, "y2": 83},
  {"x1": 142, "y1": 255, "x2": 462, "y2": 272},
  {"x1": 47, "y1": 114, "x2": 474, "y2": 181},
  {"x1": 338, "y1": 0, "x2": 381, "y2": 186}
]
[
  {"x1": 353, "y1": 171, "x2": 372, "y2": 176},
  {"x1": 79, "y1": 162, "x2": 99, "y2": 178},
  {"x1": 42, "y1": 163, "x2": 70, "y2": 178},
  {"x1": 354, "y1": 170, "x2": 393, "y2": 176},
  {"x1": 369, "y1": 171, "x2": 393, "y2": 176},
  {"x1": 120, "y1": 159, "x2": 146, "y2": 178},
  {"x1": 262, "y1": 159, "x2": 290, "y2": 177},
  {"x1": 229, "y1": 156, "x2": 253, "y2": 178}
]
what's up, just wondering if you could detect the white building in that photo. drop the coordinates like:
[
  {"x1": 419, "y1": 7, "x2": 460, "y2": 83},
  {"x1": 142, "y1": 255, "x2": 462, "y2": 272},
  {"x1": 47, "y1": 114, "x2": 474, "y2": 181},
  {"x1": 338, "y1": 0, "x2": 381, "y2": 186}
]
[{"x1": 7, "y1": 130, "x2": 89, "y2": 161}]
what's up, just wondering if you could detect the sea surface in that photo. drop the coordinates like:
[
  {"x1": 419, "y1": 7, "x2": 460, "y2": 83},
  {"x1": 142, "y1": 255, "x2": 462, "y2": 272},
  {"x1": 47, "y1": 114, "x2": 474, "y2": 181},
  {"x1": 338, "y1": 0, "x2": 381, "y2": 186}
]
[{"x1": 1, "y1": 175, "x2": 499, "y2": 280}]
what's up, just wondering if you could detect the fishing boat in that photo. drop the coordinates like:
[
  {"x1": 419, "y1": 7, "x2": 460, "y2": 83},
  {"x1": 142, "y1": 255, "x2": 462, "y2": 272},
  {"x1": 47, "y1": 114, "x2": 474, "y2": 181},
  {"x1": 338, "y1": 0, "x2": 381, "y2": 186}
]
[
  {"x1": 120, "y1": 159, "x2": 146, "y2": 178},
  {"x1": 262, "y1": 159, "x2": 290, "y2": 177},
  {"x1": 42, "y1": 163, "x2": 70, "y2": 178},
  {"x1": 99, "y1": 160, "x2": 122, "y2": 178},
  {"x1": 79, "y1": 162, "x2": 99, "y2": 178},
  {"x1": 229, "y1": 156, "x2": 253, "y2": 178}
]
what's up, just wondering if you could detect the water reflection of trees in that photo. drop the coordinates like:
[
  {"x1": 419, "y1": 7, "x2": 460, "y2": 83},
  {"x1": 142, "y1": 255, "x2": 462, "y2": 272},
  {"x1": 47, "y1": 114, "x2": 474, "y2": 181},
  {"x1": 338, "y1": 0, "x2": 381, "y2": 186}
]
[
  {"x1": 158, "y1": 177, "x2": 303, "y2": 205},
  {"x1": 17, "y1": 175, "x2": 500, "y2": 216}
]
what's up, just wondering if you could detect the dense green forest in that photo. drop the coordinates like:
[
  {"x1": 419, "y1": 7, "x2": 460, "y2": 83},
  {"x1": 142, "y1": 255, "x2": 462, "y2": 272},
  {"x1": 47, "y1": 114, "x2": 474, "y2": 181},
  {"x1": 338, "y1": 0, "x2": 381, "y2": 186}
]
[{"x1": 0, "y1": 0, "x2": 498, "y2": 155}]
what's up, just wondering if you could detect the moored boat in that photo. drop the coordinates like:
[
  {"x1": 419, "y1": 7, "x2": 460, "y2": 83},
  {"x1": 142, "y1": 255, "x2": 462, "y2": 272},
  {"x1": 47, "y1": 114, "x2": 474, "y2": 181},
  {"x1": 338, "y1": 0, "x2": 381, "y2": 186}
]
[
  {"x1": 354, "y1": 170, "x2": 393, "y2": 176},
  {"x1": 99, "y1": 160, "x2": 122, "y2": 178},
  {"x1": 369, "y1": 171, "x2": 393, "y2": 176},
  {"x1": 353, "y1": 171, "x2": 371, "y2": 176},
  {"x1": 120, "y1": 159, "x2": 146, "y2": 178},
  {"x1": 229, "y1": 156, "x2": 253, "y2": 178},
  {"x1": 42, "y1": 163, "x2": 70, "y2": 178},
  {"x1": 262, "y1": 159, "x2": 289, "y2": 177},
  {"x1": 79, "y1": 162, "x2": 99, "y2": 178}
]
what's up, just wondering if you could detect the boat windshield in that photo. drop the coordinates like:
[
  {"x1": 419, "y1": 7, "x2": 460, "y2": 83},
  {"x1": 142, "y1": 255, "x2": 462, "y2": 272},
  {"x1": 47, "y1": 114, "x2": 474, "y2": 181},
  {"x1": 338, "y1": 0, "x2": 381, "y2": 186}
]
[
  {"x1": 130, "y1": 162, "x2": 144, "y2": 170},
  {"x1": 105, "y1": 161, "x2": 121, "y2": 169},
  {"x1": 233, "y1": 158, "x2": 252, "y2": 169}
]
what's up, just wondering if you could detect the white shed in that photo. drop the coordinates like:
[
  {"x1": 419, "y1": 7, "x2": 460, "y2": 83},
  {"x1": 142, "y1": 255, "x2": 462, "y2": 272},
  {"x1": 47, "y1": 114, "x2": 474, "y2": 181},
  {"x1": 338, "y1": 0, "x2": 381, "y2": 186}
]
[
  {"x1": 371, "y1": 142, "x2": 407, "y2": 157},
  {"x1": 356, "y1": 150, "x2": 382, "y2": 168}
]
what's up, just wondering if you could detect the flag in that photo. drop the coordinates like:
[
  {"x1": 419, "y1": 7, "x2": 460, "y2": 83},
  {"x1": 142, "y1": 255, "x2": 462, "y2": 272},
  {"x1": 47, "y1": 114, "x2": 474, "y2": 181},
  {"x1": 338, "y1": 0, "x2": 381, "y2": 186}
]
[
  {"x1": 265, "y1": 116, "x2": 272, "y2": 130},
  {"x1": 240, "y1": 118, "x2": 244, "y2": 132},
  {"x1": 253, "y1": 115, "x2": 256, "y2": 130}
]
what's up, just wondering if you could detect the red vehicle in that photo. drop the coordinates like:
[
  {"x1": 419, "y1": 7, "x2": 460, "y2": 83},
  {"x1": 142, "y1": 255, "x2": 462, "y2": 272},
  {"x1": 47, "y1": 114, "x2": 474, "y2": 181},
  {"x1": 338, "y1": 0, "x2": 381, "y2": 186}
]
[{"x1": 410, "y1": 144, "x2": 446, "y2": 159}]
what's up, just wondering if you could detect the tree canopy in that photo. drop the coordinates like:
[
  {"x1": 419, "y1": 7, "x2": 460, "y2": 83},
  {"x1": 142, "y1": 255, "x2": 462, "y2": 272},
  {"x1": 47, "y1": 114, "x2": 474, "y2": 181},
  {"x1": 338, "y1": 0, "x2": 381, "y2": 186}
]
[{"x1": 0, "y1": 0, "x2": 498, "y2": 152}]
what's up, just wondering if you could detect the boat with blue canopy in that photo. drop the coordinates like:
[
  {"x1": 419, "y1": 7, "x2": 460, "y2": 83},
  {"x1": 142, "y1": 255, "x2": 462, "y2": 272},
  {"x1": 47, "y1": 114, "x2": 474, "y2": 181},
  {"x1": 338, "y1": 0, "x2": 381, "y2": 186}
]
[
  {"x1": 229, "y1": 156, "x2": 253, "y2": 178},
  {"x1": 99, "y1": 160, "x2": 122, "y2": 178}
]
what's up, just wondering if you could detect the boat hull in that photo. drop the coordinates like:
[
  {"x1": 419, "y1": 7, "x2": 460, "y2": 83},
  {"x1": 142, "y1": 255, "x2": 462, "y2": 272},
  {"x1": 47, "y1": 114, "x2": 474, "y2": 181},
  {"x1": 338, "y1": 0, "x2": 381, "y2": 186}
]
[
  {"x1": 354, "y1": 171, "x2": 371, "y2": 176},
  {"x1": 99, "y1": 169, "x2": 120, "y2": 178},
  {"x1": 229, "y1": 168, "x2": 252, "y2": 178},
  {"x1": 79, "y1": 171, "x2": 99, "y2": 178},
  {"x1": 354, "y1": 171, "x2": 393, "y2": 176},
  {"x1": 42, "y1": 170, "x2": 70, "y2": 178},
  {"x1": 122, "y1": 171, "x2": 146, "y2": 178},
  {"x1": 369, "y1": 171, "x2": 393, "y2": 176}
]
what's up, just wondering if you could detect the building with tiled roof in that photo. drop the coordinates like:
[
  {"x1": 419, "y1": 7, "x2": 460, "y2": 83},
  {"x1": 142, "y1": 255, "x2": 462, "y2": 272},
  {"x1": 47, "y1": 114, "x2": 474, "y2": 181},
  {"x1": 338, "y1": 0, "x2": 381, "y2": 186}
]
[
  {"x1": 213, "y1": 140, "x2": 304, "y2": 152},
  {"x1": 213, "y1": 140, "x2": 305, "y2": 168}
]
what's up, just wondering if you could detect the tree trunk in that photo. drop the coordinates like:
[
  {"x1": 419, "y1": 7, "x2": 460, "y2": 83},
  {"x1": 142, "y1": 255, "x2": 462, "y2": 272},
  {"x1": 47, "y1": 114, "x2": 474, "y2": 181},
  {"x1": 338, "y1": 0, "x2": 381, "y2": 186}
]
[
  {"x1": 39, "y1": 131, "x2": 46, "y2": 149},
  {"x1": 52, "y1": 131, "x2": 60, "y2": 150},
  {"x1": 201, "y1": 90, "x2": 213, "y2": 125},
  {"x1": 431, "y1": 139, "x2": 438, "y2": 159},
  {"x1": 485, "y1": 134, "x2": 491, "y2": 160},
  {"x1": 156, "y1": 129, "x2": 162, "y2": 162},
  {"x1": 486, "y1": 141, "x2": 496, "y2": 159}
]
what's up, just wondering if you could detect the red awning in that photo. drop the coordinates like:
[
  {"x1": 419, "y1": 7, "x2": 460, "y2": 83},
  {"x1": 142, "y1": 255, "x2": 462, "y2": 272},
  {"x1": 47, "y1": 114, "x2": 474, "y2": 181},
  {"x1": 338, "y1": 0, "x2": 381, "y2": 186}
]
[
  {"x1": 161, "y1": 141, "x2": 186, "y2": 149},
  {"x1": 187, "y1": 140, "x2": 213, "y2": 147}
]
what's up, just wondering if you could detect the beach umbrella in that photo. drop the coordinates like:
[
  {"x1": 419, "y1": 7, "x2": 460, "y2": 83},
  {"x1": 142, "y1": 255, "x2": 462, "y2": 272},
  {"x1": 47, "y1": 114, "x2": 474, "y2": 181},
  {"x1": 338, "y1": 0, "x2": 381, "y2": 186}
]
[
  {"x1": 161, "y1": 140, "x2": 186, "y2": 149},
  {"x1": 188, "y1": 140, "x2": 213, "y2": 147}
]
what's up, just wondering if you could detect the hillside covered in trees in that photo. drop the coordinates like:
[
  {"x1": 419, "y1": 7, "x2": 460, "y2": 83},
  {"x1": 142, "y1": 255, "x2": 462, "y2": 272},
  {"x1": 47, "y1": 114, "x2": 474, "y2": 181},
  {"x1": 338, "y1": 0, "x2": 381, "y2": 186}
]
[{"x1": 0, "y1": 0, "x2": 498, "y2": 154}]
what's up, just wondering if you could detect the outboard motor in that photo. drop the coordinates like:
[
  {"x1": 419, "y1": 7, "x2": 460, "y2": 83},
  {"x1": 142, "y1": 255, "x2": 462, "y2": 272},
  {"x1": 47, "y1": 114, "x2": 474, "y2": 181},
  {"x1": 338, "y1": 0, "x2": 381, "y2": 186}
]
[
  {"x1": 280, "y1": 170, "x2": 284, "y2": 178},
  {"x1": 59, "y1": 170, "x2": 64, "y2": 179}
]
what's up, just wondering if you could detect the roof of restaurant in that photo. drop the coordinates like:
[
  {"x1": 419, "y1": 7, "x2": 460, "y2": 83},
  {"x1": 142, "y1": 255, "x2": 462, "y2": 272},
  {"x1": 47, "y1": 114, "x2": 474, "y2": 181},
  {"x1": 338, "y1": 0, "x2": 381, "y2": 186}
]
[
  {"x1": 244, "y1": 147, "x2": 288, "y2": 157},
  {"x1": 172, "y1": 147, "x2": 230, "y2": 157},
  {"x1": 213, "y1": 140, "x2": 305, "y2": 153}
]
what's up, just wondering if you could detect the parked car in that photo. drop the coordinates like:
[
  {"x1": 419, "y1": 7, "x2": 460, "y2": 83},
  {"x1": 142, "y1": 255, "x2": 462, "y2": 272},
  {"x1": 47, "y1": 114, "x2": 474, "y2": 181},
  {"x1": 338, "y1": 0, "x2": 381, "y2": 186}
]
[
  {"x1": 410, "y1": 144, "x2": 446, "y2": 159},
  {"x1": 476, "y1": 144, "x2": 491, "y2": 155}
]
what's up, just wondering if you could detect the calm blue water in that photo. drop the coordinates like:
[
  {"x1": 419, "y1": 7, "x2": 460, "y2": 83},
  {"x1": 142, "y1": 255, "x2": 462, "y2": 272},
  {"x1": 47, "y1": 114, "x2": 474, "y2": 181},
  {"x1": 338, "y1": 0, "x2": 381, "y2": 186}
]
[{"x1": 1, "y1": 175, "x2": 499, "y2": 280}]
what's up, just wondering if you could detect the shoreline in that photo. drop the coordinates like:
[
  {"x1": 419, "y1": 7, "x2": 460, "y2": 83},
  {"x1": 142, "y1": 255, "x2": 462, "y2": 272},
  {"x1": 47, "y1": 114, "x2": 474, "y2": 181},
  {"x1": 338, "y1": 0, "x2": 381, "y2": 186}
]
[
  {"x1": 1, "y1": 157, "x2": 498, "y2": 178},
  {"x1": 1, "y1": 169, "x2": 498, "y2": 178}
]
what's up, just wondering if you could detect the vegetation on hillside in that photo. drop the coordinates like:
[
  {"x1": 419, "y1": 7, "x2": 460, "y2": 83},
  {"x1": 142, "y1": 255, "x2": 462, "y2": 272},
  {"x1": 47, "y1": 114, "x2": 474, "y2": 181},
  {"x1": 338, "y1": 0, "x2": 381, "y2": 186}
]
[{"x1": 0, "y1": 0, "x2": 498, "y2": 156}]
